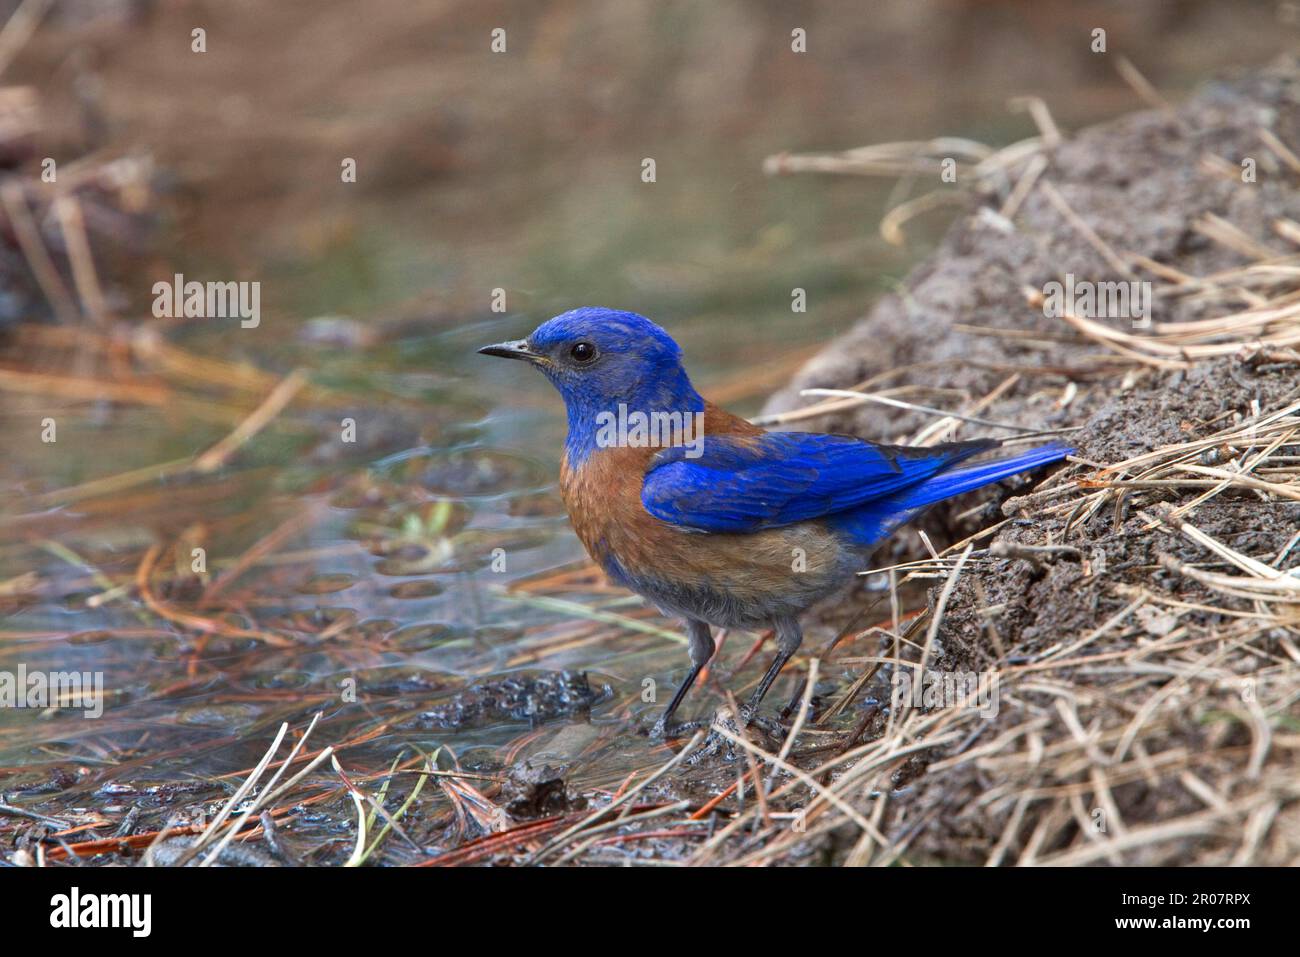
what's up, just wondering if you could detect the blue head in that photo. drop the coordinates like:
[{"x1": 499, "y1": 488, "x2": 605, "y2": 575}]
[{"x1": 479, "y1": 307, "x2": 704, "y2": 464}]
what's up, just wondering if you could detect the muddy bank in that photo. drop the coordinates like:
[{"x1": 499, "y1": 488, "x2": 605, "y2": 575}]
[
  {"x1": 767, "y1": 60, "x2": 1300, "y2": 434},
  {"x1": 753, "y1": 59, "x2": 1300, "y2": 865}
]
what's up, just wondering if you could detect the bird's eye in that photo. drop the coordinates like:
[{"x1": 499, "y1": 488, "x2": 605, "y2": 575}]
[{"x1": 569, "y1": 341, "x2": 597, "y2": 363}]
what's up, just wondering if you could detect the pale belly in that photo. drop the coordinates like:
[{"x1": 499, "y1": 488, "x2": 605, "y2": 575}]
[
  {"x1": 586, "y1": 515, "x2": 856, "y2": 629},
  {"x1": 559, "y1": 446, "x2": 860, "y2": 629}
]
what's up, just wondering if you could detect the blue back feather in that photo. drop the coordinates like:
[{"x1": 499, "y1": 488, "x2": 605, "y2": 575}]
[{"x1": 642, "y1": 433, "x2": 1006, "y2": 534}]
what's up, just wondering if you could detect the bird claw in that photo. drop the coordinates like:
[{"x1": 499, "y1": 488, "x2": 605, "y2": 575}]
[
  {"x1": 686, "y1": 722, "x2": 737, "y2": 763},
  {"x1": 647, "y1": 716, "x2": 705, "y2": 740},
  {"x1": 738, "y1": 709, "x2": 788, "y2": 746},
  {"x1": 648, "y1": 703, "x2": 787, "y2": 753}
]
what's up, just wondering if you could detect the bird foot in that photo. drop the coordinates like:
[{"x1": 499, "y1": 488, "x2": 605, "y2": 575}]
[
  {"x1": 747, "y1": 712, "x2": 788, "y2": 740},
  {"x1": 690, "y1": 723, "x2": 739, "y2": 763},
  {"x1": 738, "y1": 703, "x2": 787, "y2": 739},
  {"x1": 684, "y1": 709, "x2": 785, "y2": 764},
  {"x1": 646, "y1": 716, "x2": 706, "y2": 741}
]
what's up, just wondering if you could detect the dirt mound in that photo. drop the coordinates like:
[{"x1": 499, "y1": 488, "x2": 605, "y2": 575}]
[
  {"x1": 766, "y1": 59, "x2": 1300, "y2": 435},
  {"x1": 756, "y1": 59, "x2": 1300, "y2": 865}
]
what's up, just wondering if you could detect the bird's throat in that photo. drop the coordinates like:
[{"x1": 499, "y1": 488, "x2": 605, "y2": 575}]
[{"x1": 562, "y1": 376, "x2": 705, "y2": 467}]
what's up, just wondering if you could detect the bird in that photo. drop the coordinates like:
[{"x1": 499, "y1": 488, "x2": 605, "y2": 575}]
[{"x1": 480, "y1": 307, "x2": 1071, "y2": 737}]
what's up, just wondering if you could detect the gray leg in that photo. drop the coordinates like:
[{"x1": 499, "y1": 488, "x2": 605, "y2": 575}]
[
  {"x1": 650, "y1": 619, "x2": 715, "y2": 738},
  {"x1": 742, "y1": 616, "x2": 803, "y2": 723}
]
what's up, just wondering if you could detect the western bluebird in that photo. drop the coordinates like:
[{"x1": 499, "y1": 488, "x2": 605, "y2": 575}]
[{"x1": 481, "y1": 307, "x2": 1071, "y2": 737}]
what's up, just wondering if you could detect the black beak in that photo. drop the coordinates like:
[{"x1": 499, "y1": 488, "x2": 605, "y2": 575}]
[{"x1": 477, "y1": 339, "x2": 540, "y2": 362}]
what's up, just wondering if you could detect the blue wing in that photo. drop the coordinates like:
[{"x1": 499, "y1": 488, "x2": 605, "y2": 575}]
[
  {"x1": 641, "y1": 432, "x2": 999, "y2": 534},
  {"x1": 826, "y1": 441, "x2": 1074, "y2": 545}
]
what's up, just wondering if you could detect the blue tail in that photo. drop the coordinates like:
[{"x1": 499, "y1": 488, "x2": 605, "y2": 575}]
[
  {"x1": 829, "y1": 442, "x2": 1073, "y2": 547},
  {"x1": 884, "y1": 442, "x2": 1073, "y2": 511}
]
